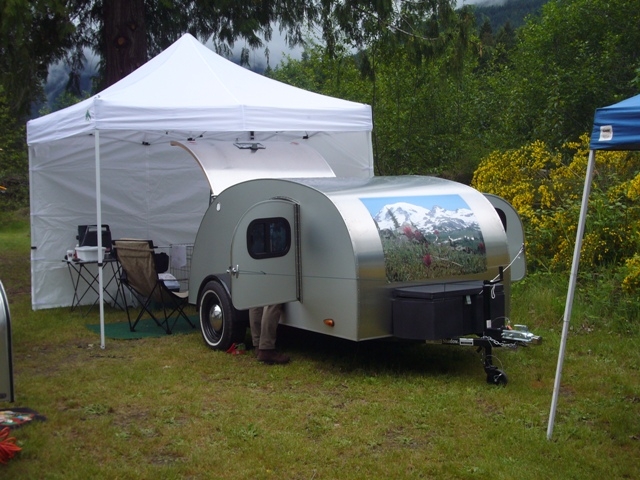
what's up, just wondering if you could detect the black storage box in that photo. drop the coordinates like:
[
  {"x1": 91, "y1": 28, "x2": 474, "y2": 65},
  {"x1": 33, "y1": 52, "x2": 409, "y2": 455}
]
[
  {"x1": 77, "y1": 225, "x2": 112, "y2": 253},
  {"x1": 392, "y1": 282, "x2": 504, "y2": 340}
]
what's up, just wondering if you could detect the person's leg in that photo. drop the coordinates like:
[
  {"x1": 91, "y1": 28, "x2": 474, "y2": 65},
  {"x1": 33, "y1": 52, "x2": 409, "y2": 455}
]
[
  {"x1": 256, "y1": 304, "x2": 289, "y2": 364},
  {"x1": 258, "y1": 304, "x2": 282, "y2": 350},
  {"x1": 249, "y1": 307, "x2": 264, "y2": 348}
]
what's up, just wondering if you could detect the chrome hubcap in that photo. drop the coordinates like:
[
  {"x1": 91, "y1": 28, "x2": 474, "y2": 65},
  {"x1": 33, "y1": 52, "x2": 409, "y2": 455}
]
[{"x1": 209, "y1": 303, "x2": 223, "y2": 332}]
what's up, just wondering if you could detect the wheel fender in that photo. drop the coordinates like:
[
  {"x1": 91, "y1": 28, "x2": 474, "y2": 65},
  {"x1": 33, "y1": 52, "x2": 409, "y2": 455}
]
[{"x1": 197, "y1": 273, "x2": 231, "y2": 309}]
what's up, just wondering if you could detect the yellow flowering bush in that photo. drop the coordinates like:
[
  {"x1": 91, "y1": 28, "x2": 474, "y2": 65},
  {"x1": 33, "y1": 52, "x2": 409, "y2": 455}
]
[
  {"x1": 472, "y1": 135, "x2": 640, "y2": 291},
  {"x1": 626, "y1": 173, "x2": 640, "y2": 200},
  {"x1": 621, "y1": 254, "x2": 640, "y2": 293}
]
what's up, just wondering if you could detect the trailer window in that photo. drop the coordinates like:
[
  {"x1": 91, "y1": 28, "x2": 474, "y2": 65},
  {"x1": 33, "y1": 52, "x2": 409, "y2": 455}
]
[
  {"x1": 247, "y1": 217, "x2": 291, "y2": 259},
  {"x1": 495, "y1": 208, "x2": 507, "y2": 231}
]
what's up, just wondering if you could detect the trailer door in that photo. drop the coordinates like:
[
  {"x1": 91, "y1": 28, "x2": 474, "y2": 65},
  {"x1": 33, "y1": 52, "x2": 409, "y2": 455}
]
[{"x1": 230, "y1": 198, "x2": 300, "y2": 309}]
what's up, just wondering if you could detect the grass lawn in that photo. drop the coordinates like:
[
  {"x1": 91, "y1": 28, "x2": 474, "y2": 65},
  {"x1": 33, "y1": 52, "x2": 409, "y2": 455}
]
[{"x1": 1, "y1": 209, "x2": 639, "y2": 478}]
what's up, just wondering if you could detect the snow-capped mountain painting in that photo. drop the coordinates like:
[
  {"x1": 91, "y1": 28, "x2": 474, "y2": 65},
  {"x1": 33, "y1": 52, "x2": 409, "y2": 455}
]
[
  {"x1": 360, "y1": 195, "x2": 487, "y2": 282},
  {"x1": 372, "y1": 201, "x2": 478, "y2": 234}
]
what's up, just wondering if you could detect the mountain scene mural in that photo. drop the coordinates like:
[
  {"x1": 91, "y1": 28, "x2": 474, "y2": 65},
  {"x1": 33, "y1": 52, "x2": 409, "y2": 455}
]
[{"x1": 360, "y1": 195, "x2": 487, "y2": 282}]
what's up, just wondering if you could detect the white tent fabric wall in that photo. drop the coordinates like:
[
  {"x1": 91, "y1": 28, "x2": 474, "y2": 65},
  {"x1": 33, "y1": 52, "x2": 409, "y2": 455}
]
[
  {"x1": 29, "y1": 133, "x2": 210, "y2": 310},
  {"x1": 26, "y1": 33, "x2": 374, "y2": 345}
]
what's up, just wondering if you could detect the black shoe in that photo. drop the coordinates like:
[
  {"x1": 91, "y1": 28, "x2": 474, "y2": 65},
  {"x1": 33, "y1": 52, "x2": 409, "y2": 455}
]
[{"x1": 257, "y1": 349, "x2": 290, "y2": 365}]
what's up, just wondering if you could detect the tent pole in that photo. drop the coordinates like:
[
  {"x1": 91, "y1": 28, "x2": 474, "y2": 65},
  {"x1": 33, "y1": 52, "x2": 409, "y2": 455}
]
[
  {"x1": 547, "y1": 149, "x2": 597, "y2": 440},
  {"x1": 95, "y1": 130, "x2": 105, "y2": 349}
]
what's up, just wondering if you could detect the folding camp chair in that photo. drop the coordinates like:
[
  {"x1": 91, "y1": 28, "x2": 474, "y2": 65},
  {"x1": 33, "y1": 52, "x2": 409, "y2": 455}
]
[{"x1": 113, "y1": 239, "x2": 195, "y2": 334}]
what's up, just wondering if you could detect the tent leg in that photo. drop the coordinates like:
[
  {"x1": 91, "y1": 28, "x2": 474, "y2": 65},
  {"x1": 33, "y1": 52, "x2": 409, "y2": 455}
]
[
  {"x1": 95, "y1": 130, "x2": 106, "y2": 350},
  {"x1": 547, "y1": 149, "x2": 596, "y2": 440}
]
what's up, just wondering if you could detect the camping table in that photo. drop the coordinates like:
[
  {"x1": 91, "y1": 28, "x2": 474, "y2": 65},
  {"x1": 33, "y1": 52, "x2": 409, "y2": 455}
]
[{"x1": 65, "y1": 256, "x2": 126, "y2": 315}]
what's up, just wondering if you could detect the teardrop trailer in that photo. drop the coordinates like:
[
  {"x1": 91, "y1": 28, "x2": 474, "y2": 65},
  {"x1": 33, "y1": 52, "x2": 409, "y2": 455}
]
[{"x1": 179, "y1": 141, "x2": 541, "y2": 385}]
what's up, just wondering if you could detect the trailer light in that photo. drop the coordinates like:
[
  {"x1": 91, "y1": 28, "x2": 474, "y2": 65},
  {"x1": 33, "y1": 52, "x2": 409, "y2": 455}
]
[{"x1": 323, "y1": 319, "x2": 335, "y2": 327}]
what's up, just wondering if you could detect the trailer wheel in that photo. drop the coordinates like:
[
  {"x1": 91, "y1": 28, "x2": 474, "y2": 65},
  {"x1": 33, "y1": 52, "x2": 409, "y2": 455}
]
[
  {"x1": 486, "y1": 369, "x2": 508, "y2": 386},
  {"x1": 199, "y1": 281, "x2": 246, "y2": 351}
]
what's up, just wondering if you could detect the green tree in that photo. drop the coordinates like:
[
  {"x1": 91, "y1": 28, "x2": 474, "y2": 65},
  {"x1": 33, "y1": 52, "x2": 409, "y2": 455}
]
[
  {"x1": 0, "y1": 87, "x2": 28, "y2": 209},
  {"x1": 0, "y1": 0, "x2": 74, "y2": 119},
  {"x1": 3, "y1": 1, "x2": 476, "y2": 116},
  {"x1": 68, "y1": 0, "x2": 320, "y2": 89},
  {"x1": 485, "y1": 0, "x2": 640, "y2": 150},
  {"x1": 0, "y1": 0, "x2": 321, "y2": 117},
  {"x1": 269, "y1": 5, "x2": 483, "y2": 181},
  {"x1": 270, "y1": 43, "x2": 370, "y2": 103},
  {"x1": 326, "y1": 1, "x2": 479, "y2": 178},
  {"x1": 80, "y1": 0, "x2": 468, "y2": 89}
]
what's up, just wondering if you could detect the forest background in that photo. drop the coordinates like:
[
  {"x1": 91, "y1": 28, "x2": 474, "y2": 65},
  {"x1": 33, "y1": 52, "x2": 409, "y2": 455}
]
[{"x1": 1, "y1": 0, "x2": 640, "y2": 308}]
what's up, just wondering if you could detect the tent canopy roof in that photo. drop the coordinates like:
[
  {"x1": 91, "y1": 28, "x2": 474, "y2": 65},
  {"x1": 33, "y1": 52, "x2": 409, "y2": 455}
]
[
  {"x1": 27, "y1": 33, "x2": 372, "y2": 145},
  {"x1": 590, "y1": 93, "x2": 640, "y2": 150}
]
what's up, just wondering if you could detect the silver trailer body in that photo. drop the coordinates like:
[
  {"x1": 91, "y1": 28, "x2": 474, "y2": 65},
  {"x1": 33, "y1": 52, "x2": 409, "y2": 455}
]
[
  {"x1": 189, "y1": 175, "x2": 524, "y2": 342},
  {"x1": 0, "y1": 280, "x2": 15, "y2": 403}
]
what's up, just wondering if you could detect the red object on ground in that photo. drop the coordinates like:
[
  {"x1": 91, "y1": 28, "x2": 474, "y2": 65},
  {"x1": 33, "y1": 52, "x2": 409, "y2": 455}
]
[
  {"x1": 0, "y1": 426, "x2": 21, "y2": 464},
  {"x1": 225, "y1": 343, "x2": 246, "y2": 355}
]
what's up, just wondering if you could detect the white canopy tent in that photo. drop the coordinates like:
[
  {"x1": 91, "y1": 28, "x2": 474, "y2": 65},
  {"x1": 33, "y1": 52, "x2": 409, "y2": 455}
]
[
  {"x1": 27, "y1": 33, "x2": 373, "y2": 348},
  {"x1": 547, "y1": 93, "x2": 640, "y2": 439}
]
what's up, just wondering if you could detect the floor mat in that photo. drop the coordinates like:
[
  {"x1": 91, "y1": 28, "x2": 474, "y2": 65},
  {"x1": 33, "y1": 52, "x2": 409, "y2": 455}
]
[
  {"x1": 0, "y1": 408, "x2": 46, "y2": 429},
  {"x1": 86, "y1": 316, "x2": 199, "y2": 339}
]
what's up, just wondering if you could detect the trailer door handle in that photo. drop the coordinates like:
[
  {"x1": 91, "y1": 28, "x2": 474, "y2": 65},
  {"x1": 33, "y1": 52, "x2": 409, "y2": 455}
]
[{"x1": 228, "y1": 265, "x2": 240, "y2": 277}]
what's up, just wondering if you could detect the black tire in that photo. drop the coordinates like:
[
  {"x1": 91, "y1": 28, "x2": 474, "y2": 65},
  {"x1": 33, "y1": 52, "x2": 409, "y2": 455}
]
[
  {"x1": 486, "y1": 369, "x2": 508, "y2": 386},
  {"x1": 199, "y1": 280, "x2": 246, "y2": 351}
]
